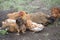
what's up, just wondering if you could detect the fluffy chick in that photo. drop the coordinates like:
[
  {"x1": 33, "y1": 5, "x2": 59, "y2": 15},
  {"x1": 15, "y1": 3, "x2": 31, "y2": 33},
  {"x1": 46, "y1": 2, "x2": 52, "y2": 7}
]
[
  {"x1": 28, "y1": 22, "x2": 44, "y2": 32},
  {"x1": 2, "y1": 19, "x2": 20, "y2": 35},
  {"x1": 16, "y1": 17, "x2": 26, "y2": 33},
  {"x1": 18, "y1": 11, "x2": 32, "y2": 28}
]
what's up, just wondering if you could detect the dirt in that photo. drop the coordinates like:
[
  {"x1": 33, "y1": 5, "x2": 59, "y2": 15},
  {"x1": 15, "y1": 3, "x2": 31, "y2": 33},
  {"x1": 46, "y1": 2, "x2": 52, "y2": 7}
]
[
  {"x1": 0, "y1": 24, "x2": 60, "y2": 40},
  {"x1": 0, "y1": 0, "x2": 60, "y2": 40}
]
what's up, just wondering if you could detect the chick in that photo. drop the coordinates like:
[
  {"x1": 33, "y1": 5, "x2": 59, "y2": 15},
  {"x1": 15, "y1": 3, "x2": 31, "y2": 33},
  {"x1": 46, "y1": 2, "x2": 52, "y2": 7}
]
[
  {"x1": 2, "y1": 19, "x2": 20, "y2": 34},
  {"x1": 18, "y1": 11, "x2": 32, "y2": 28},
  {"x1": 28, "y1": 22, "x2": 44, "y2": 32},
  {"x1": 16, "y1": 17, "x2": 26, "y2": 33}
]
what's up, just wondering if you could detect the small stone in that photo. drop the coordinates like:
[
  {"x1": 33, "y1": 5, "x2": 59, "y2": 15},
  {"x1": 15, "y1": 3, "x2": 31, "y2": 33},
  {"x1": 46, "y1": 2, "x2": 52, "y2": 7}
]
[{"x1": 39, "y1": 39, "x2": 41, "y2": 40}]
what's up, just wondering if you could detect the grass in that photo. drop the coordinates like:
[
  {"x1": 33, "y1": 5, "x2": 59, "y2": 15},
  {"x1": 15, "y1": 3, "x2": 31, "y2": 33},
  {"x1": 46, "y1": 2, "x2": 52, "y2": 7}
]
[{"x1": 0, "y1": 0, "x2": 60, "y2": 13}]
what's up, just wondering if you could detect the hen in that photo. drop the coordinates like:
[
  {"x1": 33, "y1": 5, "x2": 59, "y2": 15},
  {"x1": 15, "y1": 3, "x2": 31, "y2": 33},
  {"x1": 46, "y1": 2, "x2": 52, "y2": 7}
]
[
  {"x1": 19, "y1": 11, "x2": 44, "y2": 32},
  {"x1": 30, "y1": 12, "x2": 50, "y2": 25}
]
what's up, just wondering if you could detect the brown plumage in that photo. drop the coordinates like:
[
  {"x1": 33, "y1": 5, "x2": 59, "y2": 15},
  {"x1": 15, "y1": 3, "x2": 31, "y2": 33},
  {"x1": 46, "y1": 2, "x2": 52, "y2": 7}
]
[
  {"x1": 7, "y1": 12, "x2": 20, "y2": 19},
  {"x1": 2, "y1": 19, "x2": 19, "y2": 33},
  {"x1": 18, "y1": 11, "x2": 32, "y2": 29},
  {"x1": 2, "y1": 12, "x2": 21, "y2": 35},
  {"x1": 51, "y1": 7, "x2": 60, "y2": 18},
  {"x1": 16, "y1": 17, "x2": 26, "y2": 33},
  {"x1": 18, "y1": 11, "x2": 44, "y2": 32},
  {"x1": 51, "y1": 7, "x2": 60, "y2": 26},
  {"x1": 30, "y1": 12, "x2": 50, "y2": 25}
]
